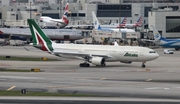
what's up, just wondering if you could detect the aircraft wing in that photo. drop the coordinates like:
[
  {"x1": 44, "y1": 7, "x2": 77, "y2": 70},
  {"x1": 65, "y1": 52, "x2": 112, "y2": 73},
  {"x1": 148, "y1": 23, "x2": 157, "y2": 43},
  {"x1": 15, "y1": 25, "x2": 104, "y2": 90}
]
[
  {"x1": 50, "y1": 20, "x2": 66, "y2": 24},
  {"x1": 65, "y1": 25, "x2": 94, "y2": 29},
  {"x1": 53, "y1": 50, "x2": 113, "y2": 58}
]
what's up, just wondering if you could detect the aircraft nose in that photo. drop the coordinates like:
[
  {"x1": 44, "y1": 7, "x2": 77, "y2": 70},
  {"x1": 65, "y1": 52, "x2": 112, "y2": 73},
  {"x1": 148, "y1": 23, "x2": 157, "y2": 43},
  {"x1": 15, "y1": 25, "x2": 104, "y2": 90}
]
[{"x1": 154, "y1": 53, "x2": 159, "y2": 59}]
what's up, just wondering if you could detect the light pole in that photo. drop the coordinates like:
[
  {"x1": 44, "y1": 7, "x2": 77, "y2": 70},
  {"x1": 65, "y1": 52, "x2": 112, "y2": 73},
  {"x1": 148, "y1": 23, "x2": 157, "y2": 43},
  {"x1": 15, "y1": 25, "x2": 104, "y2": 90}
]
[{"x1": 30, "y1": 2, "x2": 32, "y2": 19}]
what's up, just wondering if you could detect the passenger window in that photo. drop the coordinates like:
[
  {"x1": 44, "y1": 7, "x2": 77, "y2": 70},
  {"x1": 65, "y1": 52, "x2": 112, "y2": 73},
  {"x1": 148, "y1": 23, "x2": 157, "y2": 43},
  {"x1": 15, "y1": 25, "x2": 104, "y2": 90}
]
[{"x1": 149, "y1": 51, "x2": 156, "y2": 53}]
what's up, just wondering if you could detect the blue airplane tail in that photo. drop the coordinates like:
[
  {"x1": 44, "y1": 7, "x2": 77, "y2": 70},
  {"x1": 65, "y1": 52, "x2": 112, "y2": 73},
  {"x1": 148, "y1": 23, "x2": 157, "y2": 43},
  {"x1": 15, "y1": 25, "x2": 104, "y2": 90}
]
[
  {"x1": 92, "y1": 11, "x2": 102, "y2": 30},
  {"x1": 152, "y1": 26, "x2": 164, "y2": 41}
]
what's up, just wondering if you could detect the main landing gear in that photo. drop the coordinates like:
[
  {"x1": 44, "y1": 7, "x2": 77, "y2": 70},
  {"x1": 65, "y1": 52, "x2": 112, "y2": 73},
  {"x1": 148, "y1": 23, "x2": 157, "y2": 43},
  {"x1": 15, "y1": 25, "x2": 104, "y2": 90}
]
[
  {"x1": 79, "y1": 63, "x2": 90, "y2": 67},
  {"x1": 141, "y1": 62, "x2": 146, "y2": 68}
]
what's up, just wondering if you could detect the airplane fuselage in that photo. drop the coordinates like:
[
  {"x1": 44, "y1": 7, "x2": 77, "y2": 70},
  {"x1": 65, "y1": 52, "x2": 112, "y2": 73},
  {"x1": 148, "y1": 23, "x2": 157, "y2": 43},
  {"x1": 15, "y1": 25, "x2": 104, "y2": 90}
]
[
  {"x1": 52, "y1": 44, "x2": 159, "y2": 62},
  {"x1": 157, "y1": 39, "x2": 180, "y2": 48},
  {"x1": 0, "y1": 28, "x2": 85, "y2": 41}
]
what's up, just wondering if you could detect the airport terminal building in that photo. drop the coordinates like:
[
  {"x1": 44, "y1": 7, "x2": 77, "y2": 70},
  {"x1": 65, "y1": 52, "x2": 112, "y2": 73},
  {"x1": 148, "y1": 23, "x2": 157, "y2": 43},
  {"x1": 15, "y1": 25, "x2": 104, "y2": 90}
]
[{"x1": 0, "y1": 0, "x2": 180, "y2": 38}]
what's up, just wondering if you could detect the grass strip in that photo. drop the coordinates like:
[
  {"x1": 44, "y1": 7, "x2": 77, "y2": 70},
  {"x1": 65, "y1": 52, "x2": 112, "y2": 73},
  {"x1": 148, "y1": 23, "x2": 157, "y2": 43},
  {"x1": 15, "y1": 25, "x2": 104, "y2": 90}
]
[
  {"x1": 0, "y1": 90, "x2": 101, "y2": 97},
  {"x1": 0, "y1": 56, "x2": 58, "y2": 61},
  {"x1": 0, "y1": 68, "x2": 35, "y2": 72}
]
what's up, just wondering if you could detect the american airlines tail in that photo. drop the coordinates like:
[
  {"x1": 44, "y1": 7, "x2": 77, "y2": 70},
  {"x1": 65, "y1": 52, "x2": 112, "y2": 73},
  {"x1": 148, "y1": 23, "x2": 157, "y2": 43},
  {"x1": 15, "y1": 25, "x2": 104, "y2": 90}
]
[
  {"x1": 117, "y1": 17, "x2": 127, "y2": 28},
  {"x1": 152, "y1": 26, "x2": 163, "y2": 41},
  {"x1": 62, "y1": 3, "x2": 69, "y2": 24},
  {"x1": 92, "y1": 11, "x2": 101, "y2": 30},
  {"x1": 28, "y1": 19, "x2": 55, "y2": 52},
  {"x1": 135, "y1": 16, "x2": 143, "y2": 26}
]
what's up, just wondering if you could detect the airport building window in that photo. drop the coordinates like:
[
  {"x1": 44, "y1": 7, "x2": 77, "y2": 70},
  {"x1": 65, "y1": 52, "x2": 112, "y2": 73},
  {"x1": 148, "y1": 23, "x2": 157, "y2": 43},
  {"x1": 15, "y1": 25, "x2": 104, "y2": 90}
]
[
  {"x1": 98, "y1": 4, "x2": 131, "y2": 10},
  {"x1": 144, "y1": 7, "x2": 152, "y2": 17},
  {"x1": 42, "y1": 13, "x2": 59, "y2": 19},
  {"x1": 134, "y1": 14, "x2": 139, "y2": 16},
  {"x1": 166, "y1": 16, "x2": 180, "y2": 33},
  {"x1": 159, "y1": 6, "x2": 179, "y2": 11},
  {"x1": 71, "y1": 13, "x2": 77, "y2": 17},
  {"x1": 97, "y1": 10, "x2": 131, "y2": 17},
  {"x1": 79, "y1": 13, "x2": 85, "y2": 17}
]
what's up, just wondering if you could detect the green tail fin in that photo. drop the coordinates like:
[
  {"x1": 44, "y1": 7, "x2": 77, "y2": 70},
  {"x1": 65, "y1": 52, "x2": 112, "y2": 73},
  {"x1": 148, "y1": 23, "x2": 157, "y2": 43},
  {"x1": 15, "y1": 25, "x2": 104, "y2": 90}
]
[{"x1": 27, "y1": 19, "x2": 53, "y2": 51}]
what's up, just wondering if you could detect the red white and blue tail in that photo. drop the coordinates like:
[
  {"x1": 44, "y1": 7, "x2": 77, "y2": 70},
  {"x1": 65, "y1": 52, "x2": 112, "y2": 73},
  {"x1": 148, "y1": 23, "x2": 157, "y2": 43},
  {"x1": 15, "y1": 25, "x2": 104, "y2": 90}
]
[
  {"x1": 135, "y1": 16, "x2": 143, "y2": 26},
  {"x1": 117, "y1": 17, "x2": 127, "y2": 28},
  {"x1": 62, "y1": 3, "x2": 69, "y2": 24}
]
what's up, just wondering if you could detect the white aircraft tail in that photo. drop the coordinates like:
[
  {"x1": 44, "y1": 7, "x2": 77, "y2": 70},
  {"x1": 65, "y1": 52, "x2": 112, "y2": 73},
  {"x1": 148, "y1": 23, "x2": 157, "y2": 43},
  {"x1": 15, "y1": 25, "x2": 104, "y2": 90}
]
[
  {"x1": 92, "y1": 11, "x2": 101, "y2": 30},
  {"x1": 151, "y1": 26, "x2": 162, "y2": 41}
]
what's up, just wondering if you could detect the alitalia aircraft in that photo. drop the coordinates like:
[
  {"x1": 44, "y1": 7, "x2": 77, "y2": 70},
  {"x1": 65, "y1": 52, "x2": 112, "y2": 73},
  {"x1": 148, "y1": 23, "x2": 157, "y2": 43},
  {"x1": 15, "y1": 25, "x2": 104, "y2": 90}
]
[{"x1": 27, "y1": 19, "x2": 159, "y2": 68}]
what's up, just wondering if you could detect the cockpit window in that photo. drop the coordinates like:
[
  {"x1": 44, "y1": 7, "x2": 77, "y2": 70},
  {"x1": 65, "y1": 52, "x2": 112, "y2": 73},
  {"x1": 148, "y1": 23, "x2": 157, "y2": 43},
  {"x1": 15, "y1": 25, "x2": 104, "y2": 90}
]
[{"x1": 149, "y1": 51, "x2": 156, "y2": 53}]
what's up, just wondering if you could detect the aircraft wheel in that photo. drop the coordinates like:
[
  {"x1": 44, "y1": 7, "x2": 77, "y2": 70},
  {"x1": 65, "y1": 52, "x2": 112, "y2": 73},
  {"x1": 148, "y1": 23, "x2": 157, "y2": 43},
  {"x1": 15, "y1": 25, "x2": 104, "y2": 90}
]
[
  {"x1": 79, "y1": 63, "x2": 90, "y2": 67},
  {"x1": 175, "y1": 48, "x2": 179, "y2": 50},
  {"x1": 102, "y1": 63, "x2": 106, "y2": 66},
  {"x1": 79, "y1": 63, "x2": 83, "y2": 67},
  {"x1": 85, "y1": 63, "x2": 90, "y2": 67},
  {"x1": 141, "y1": 64, "x2": 145, "y2": 68}
]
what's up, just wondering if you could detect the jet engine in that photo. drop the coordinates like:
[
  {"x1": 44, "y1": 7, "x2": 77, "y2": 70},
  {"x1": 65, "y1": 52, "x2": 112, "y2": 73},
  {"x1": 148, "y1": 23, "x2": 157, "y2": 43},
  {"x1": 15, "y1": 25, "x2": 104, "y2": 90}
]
[
  {"x1": 120, "y1": 61, "x2": 132, "y2": 64},
  {"x1": 90, "y1": 57, "x2": 106, "y2": 66},
  {"x1": 57, "y1": 23, "x2": 62, "y2": 26}
]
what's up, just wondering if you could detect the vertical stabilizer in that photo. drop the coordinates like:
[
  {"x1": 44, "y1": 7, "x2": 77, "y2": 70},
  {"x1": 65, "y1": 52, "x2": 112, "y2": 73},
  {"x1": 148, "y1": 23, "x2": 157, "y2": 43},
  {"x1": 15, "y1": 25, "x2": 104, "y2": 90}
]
[
  {"x1": 120, "y1": 17, "x2": 127, "y2": 24},
  {"x1": 151, "y1": 25, "x2": 162, "y2": 41},
  {"x1": 62, "y1": 3, "x2": 69, "y2": 24},
  {"x1": 92, "y1": 11, "x2": 101, "y2": 30},
  {"x1": 117, "y1": 17, "x2": 127, "y2": 28},
  {"x1": 27, "y1": 19, "x2": 54, "y2": 51},
  {"x1": 135, "y1": 16, "x2": 143, "y2": 26}
]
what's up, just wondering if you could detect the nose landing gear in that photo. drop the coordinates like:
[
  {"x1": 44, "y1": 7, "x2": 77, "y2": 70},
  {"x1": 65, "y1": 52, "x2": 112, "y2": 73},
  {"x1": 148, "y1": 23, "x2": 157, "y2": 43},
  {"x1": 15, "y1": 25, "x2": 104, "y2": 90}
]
[{"x1": 141, "y1": 62, "x2": 146, "y2": 68}]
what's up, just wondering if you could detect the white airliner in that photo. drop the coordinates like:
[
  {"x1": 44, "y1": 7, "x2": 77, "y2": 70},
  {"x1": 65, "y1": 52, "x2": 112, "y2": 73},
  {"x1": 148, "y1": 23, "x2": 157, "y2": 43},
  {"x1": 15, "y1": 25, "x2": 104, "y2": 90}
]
[
  {"x1": 40, "y1": 3, "x2": 69, "y2": 28},
  {"x1": 27, "y1": 19, "x2": 159, "y2": 68},
  {"x1": 92, "y1": 11, "x2": 136, "y2": 33},
  {"x1": 151, "y1": 26, "x2": 180, "y2": 50},
  {"x1": 0, "y1": 28, "x2": 85, "y2": 42},
  {"x1": 119, "y1": 16, "x2": 143, "y2": 28}
]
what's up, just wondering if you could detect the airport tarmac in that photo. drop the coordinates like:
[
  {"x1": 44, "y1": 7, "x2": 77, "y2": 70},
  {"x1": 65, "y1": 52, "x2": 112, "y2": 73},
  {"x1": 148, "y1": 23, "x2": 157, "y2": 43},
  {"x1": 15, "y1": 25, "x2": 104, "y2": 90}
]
[{"x1": 0, "y1": 46, "x2": 180, "y2": 100}]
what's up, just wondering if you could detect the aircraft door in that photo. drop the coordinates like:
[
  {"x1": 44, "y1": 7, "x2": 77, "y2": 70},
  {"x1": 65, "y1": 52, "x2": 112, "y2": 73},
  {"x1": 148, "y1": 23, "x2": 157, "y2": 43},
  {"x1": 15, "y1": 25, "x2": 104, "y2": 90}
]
[
  {"x1": 64, "y1": 35, "x2": 70, "y2": 40},
  {"x1": 140, "y1": 49, "x2": 144, "y2": 56}
]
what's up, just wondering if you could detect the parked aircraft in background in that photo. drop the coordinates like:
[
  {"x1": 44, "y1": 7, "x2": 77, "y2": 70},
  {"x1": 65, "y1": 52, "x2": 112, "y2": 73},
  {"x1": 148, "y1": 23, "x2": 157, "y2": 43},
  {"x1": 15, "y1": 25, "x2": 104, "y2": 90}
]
[
  {"x1": 118, "y1": 16, "x2": 143, "y2": 28},
  {"x1": 40, "y1": 3, "x2": 69, "y2": 28},
  {"x1": 152, "y1": 26, "x2": 180, "y2": 50},
  {"x1": 92, "y1": 11, "x2": 136, "y2": 33},
  {"x1": 0, "y1": 28, "x2": 85, "y2": 43},
  {"x1": 100, "y1": 17, "x2": 127, "y2": 28},
  {"x1": 27, "y1": 19, "x2": 159, "y2": 68}
]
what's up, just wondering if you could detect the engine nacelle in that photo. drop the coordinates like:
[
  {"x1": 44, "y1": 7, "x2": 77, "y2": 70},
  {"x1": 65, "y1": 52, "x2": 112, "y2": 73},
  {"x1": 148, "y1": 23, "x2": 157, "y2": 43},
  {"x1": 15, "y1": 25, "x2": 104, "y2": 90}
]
[
  {"x1": 57, "y1": 23, "x2": 61, "y2": 26},
  {"x1": 90, "y1": 57, "x2": 105, "y2": 66},
  {"x1": 120, "y1": 61, "x2": 132, "y2": 64}
]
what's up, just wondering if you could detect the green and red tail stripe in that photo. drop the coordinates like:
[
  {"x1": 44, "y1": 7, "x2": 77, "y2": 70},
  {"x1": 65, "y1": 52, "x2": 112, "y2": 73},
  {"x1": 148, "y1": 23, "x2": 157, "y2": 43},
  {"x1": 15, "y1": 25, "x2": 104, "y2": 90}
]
[{"x1": 27, "y1": 19, "x2": 54, "y2": 51}]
